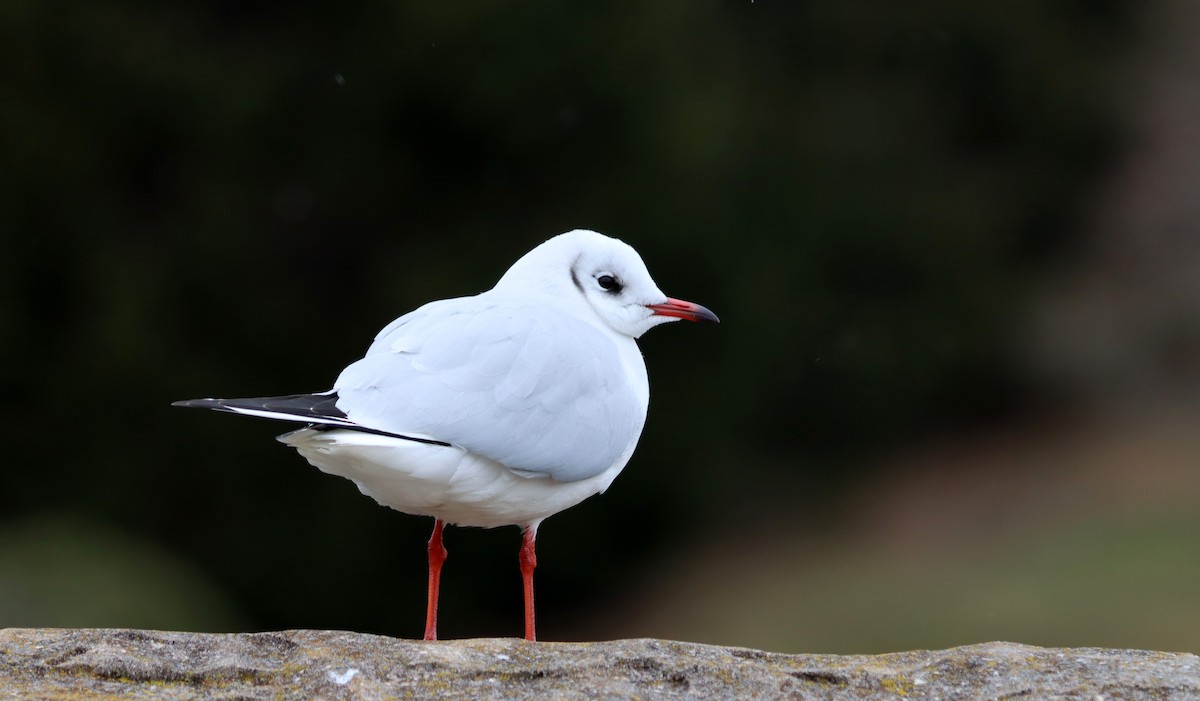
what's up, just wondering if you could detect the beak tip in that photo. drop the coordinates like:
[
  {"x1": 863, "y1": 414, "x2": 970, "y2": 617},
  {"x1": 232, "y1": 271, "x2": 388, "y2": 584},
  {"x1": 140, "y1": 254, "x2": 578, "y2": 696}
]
[{"x1": 649, "y1": 298, "x2": 720, "y2": 324}]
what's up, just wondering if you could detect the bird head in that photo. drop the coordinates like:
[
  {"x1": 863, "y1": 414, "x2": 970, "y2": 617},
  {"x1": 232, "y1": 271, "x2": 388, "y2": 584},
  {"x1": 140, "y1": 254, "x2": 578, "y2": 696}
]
[{"x1": 495, "y1": 229, "x2": 719, "y2": 339}]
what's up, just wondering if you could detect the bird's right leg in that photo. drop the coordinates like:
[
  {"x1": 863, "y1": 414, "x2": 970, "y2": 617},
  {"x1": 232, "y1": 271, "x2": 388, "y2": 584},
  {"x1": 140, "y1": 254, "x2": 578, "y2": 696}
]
[
  {"x1": 519, "y1": 525, "x2": 538, "y2": 642},
  {"x1": 424, "y1": 518, "x2": 447, "y2": 641}
]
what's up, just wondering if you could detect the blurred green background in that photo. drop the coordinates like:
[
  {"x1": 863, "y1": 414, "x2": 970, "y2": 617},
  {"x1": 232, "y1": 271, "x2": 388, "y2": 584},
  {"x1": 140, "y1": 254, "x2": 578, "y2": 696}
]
[{"x1": 4, "y1": 0, "x2": 1199, "y2": 654}]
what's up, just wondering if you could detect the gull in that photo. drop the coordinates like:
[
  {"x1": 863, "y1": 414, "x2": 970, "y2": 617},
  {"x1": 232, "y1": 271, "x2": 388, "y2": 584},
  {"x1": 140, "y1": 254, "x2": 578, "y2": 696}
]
[{"x1": 174, "y1": 229, "x2": 718, "y2": 641}]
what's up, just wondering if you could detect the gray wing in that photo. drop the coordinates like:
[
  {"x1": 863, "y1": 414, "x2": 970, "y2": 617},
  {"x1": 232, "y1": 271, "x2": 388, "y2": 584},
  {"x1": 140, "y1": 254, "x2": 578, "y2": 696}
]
[{"x1": 333, "y1": 296, "x2": 645, "y2": 482}]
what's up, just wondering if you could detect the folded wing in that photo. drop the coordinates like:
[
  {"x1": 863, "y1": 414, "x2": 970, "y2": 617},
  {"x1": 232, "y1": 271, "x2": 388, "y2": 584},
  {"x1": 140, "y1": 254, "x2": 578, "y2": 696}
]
[{"x1": 335, "y1": 297, "x2": 645, "y2": 483}]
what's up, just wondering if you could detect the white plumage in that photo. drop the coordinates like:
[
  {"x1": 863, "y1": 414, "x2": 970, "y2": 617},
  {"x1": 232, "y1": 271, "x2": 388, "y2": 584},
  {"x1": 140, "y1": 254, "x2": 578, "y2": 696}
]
[{"x1": 176, "y1": 229, "x2": 718, "y2": 640}]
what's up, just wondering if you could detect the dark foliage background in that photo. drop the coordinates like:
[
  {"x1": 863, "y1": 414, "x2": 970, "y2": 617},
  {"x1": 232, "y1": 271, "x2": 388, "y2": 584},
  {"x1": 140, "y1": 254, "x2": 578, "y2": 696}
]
[{"x1": 6, "y1": 1, "x2": 1198, "y2": 652}]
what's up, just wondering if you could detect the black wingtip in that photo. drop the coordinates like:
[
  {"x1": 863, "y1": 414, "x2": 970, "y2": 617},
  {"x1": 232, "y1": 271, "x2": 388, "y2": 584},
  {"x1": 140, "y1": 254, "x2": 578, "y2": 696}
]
[
  {"x1": 172, "y1": 398, "x2": 222, "y2": 409},
  {"x1": 170, "y1": 393, "x2": 349, "y2": 422},
  {"x1": 172, "y1": 392, "x2": 455, "y2": 447}
]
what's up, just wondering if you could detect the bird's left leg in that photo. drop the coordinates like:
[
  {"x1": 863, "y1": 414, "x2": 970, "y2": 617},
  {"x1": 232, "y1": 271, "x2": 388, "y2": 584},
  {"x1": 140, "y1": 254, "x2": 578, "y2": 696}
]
[{"x1": 424, "y1": 519, "x2": 448, "y2": 641}]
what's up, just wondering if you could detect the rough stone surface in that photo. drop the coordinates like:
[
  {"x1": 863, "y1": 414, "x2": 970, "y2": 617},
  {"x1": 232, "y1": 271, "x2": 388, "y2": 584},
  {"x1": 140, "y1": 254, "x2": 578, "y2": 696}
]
[{"x1": 0, "y1": 628, "x2": 1196, "y2": 700}]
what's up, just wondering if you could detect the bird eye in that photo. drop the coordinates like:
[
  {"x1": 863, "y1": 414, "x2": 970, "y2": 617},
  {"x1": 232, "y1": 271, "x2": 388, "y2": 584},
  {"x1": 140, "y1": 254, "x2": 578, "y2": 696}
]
[{"x1": 597, "y1": 274, "x2": 621, "y2": 292}]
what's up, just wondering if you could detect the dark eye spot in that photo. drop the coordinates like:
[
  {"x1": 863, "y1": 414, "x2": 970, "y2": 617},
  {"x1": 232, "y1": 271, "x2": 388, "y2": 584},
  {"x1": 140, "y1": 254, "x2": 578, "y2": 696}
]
[{"x1": 597, "y1": 274, "x2": 621, "y2": 292}]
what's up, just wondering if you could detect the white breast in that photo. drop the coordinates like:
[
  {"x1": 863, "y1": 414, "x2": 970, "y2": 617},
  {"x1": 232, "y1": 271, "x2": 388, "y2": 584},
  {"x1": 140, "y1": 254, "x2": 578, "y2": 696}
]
[{"x1": 279, "y1": 428, "x2": 630, "y2": 528}]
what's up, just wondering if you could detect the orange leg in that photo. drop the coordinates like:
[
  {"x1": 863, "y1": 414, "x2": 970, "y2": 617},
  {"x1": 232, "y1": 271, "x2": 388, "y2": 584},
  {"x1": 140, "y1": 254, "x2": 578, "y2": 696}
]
[
  {"x1": 519, "y1": 526, "x2": 538, "y2": 641},
  {"x1": 424, "y1": 519, "x2": 447, "y2": 641}
]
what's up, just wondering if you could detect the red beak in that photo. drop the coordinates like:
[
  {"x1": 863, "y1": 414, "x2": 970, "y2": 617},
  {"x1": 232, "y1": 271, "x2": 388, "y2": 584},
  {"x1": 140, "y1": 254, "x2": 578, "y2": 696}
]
[{"x1": 647, "y1": 297, "x2": 720, "y2": 323}]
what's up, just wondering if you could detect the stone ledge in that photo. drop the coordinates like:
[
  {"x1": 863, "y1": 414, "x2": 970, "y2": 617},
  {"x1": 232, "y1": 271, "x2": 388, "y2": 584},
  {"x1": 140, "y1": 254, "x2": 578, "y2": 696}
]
[{"x1": 0, "y1": 628, "x2": 1196, "y2": 699}]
